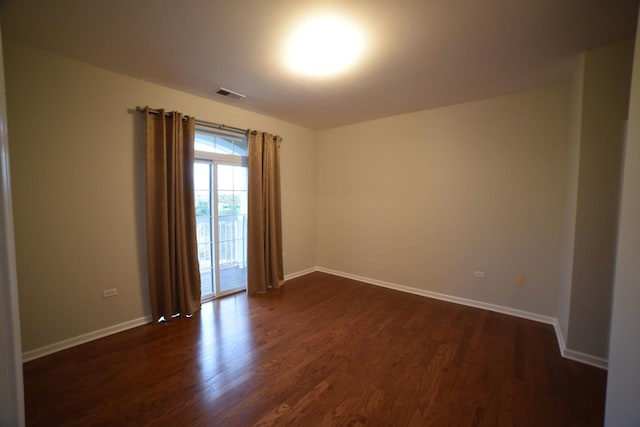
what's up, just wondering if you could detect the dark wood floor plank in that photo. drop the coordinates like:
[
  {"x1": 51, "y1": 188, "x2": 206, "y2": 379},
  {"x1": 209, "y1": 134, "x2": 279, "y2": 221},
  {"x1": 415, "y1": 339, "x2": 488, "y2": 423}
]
[{"x1": 22, "y1": 272, "x2": 607, "y2": 426}]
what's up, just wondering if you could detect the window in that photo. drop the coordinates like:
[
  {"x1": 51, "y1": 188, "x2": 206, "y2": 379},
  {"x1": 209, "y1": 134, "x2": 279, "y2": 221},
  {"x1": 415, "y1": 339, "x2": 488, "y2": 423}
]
[{"x1": 194, "y1": 128, "x2": 248, "y2": 301}]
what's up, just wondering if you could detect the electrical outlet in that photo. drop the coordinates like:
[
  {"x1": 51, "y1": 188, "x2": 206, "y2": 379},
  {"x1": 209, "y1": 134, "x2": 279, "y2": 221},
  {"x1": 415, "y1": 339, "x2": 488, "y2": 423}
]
[
  {"x1": 473, "y1": 271, "x2": 485, "y2": 278},
  {"x1": 517, "y1": 276, "x2": 526, "y2": 286},
  {"x1": 102, "y1": 288, "x2": 118, "y2": 298}
]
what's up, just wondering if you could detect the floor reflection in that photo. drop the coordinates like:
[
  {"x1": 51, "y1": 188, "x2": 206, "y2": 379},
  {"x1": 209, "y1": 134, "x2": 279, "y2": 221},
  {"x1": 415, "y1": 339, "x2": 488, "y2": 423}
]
[{"x1": 197, "y1": 293, "x2": 255, "y2": 402}]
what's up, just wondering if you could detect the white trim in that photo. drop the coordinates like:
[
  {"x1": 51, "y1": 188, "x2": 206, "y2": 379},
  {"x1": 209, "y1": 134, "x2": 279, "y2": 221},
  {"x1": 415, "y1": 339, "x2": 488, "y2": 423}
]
[
  {"x1": 22, "y1": 316, "x2": 152, "y2": 363},
  {"x1": 315, "y1": 266, "x2": 608, "y2": 370},
  {"x1": 20, "y1": 266, "x2": 318, "y2": 362},
  {"x1": 21, "y1": 267, "x2": 609, "y2": 370},
  {"x1": 284, "y1": 267, "x2": 318, "y2": 281},
  {"x1": 563, "y1": 348, "x2": 608, "y2": 370},
  {"x1": 553, "y1": 318, "x2": 568, "y2": 357},
  {"x1": 316, "y1": 267, "x2": 556, "y2": 324},
  {"x1": 552, "y1": 319, "x2": 608, "y2": 370}
]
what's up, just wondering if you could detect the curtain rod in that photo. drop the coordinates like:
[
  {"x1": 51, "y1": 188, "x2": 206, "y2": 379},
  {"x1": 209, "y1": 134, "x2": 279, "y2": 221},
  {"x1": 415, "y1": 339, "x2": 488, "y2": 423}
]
[{"x1": 135, "y1": 106, "x2": 248, "y2": 135}]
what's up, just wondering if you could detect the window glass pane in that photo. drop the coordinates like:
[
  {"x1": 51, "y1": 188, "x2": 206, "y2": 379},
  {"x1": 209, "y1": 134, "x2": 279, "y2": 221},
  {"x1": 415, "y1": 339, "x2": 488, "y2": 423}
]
[
  {"x1": 220, "y1": 267, "x2": 240, "y2": 292},
  {"x1": 234, "y1": 191, "x2": 249, "y2": 215},
  {"x1": 218, "y1": 215, "x2": 236, "y2": 242},
  {"x1": 200, "y1": 269, "x2": 213, "y2": 295},
  {"x1": 220, "y1": 240, "x2": 234, "y2": 265},
  {"x1": 195, "y1": 216, "x2": 211, "y2": 244},
  {"x1": 234, "y1": 166, "x2": 247, "y2": 191},
  {"x1": 197, "y1": 243, "x2": 212, "y2": 268},
  {"x1": 230, "y1": 191, "x2": 242, "y2": 216},
  {"x1": 194, "y1": 163, "x2": 211, "y2": 190},
  {"x1": 218, "y1": 215, "x2": 242, "y2": 242},
  {"x1": 237, "y1": 215, "x2": 248, "y2": 233},
  {"x1": 214, "y1": 137, "x2": 235, "y2": 155},
  {"x1": 226, "y1": 265, "x2": 247, "y2": 290},
  {"x1": 218, "y1": 238, "x2": 247, "y2": 292},
  {"x1": 194, "y1": 191, "x2": 211, "y2": 216},
  {"x1": 195, "y1": 133, "x2": 215, "y2": 153},
  {"x1": 195, "y1": 129, "x2": 247, "y2": 158},
  {"x1": 218, "y1": 191, "x2": 238, "y2": 216},
  {"x1": 237, "y1": 191, "x2": 248, "y2": 215},
  {"x1": 217, "y1": 164, "x2": 234, "y2": 191},
  {"x1": 234, "y1": 238, "x2": 246, "y2": 262},
  {"x1": 234, "y1": 139, "x2": 248, "y2": 156}
]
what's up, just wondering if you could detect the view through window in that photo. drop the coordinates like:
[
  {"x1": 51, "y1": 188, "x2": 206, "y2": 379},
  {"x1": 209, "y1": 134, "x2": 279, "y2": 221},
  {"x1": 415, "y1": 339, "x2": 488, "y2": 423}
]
[{"x1": 194, "y1": 128, "x2": 248, "y2": 300}]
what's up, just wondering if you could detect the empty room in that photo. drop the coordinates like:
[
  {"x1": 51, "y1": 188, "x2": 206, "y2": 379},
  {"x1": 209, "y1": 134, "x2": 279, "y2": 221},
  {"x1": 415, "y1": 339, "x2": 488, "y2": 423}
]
[{"x1": 1, "y1": 1, "x2": 640, "y2": 426}]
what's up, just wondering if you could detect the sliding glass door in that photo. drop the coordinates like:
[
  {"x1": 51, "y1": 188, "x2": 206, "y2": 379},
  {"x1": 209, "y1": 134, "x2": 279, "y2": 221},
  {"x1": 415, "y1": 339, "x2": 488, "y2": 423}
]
[{"x1": 194, "y1": 129, "x2": 248, "y2": 300}]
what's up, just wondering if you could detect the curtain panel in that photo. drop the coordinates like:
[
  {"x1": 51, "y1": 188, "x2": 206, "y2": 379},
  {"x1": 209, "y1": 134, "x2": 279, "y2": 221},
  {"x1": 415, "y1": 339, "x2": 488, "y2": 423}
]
[
  {"x1": 144, "y1": 107, "x2": 201, "y2": 320},
  {"x1": 247, "y1": 131, "x2": 285, "y2": 295}
]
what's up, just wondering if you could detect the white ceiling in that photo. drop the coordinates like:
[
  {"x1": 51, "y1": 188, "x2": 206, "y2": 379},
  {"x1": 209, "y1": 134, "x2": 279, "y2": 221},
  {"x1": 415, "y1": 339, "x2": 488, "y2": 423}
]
[{"x1": 1, "y1": 0, "x2": 638, "y2": 130}]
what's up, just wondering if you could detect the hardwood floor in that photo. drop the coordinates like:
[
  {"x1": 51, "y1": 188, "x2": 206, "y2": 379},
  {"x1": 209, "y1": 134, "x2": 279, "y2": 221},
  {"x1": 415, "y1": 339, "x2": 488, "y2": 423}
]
[{"x1": 23, "y1": 272, "x2": 606, "y2": 426}]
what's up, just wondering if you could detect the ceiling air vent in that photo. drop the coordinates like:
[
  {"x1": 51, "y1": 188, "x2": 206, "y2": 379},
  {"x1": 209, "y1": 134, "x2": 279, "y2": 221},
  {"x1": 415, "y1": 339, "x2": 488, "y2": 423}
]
[{"x1": 216, "y1": 87, "x2": 246, "y2": 100}]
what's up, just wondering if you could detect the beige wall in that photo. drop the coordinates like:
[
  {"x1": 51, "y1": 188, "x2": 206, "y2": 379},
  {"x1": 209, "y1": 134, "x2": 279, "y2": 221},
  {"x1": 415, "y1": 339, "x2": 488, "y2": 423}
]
[
  {"x1": 317, "y1": 84, "x2": 571, "y2": 316},
  {"x1": 567, "y1": 40, "x2": 634, "y2": 358},
  {"x1": 4, "y1": 41, "x2": 317, "y2": 352},
  {"x1": 605, "y1": 12, "x2": 640, "y2": 426}
]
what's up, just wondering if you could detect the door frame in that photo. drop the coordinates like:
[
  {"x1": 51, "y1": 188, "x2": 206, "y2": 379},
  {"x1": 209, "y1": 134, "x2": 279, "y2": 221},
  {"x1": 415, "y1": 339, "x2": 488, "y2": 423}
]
[{"x1": 195, "y1": 153, "x2": 248, "y2": 301}]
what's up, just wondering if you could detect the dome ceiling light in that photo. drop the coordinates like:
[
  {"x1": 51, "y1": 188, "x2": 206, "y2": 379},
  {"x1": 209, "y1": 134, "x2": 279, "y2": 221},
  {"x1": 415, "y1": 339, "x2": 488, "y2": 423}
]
[{"x1": 283, "y1": 13, "x2": 366, "y2": 78}]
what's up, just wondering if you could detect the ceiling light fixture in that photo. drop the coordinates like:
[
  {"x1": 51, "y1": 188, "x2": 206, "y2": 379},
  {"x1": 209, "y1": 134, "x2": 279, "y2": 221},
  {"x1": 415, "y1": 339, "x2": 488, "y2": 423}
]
[{"x1": 283, "y1": 13, "x2": 366, "y2": 77}]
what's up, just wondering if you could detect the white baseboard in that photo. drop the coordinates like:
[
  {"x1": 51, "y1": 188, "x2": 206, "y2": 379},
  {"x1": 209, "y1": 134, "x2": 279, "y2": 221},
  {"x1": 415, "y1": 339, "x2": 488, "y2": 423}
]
[
  {"x1": 552, "y1": 319, "x2": 608, "y2": 369},
  {"x1": 284, "y1": 267, "x2": 318, "y2": 281},
  {"x1": 552, "y1": 319, "x2": 568, "y2": 357},
  {"x1": 562, "y1": 348, "x2": 608, "y2": 370},
  {"x1": 315, "y1": 266, "x2": 608, "y2": 370},
  {"x1": 20, "y1": 267, "x2": 319, "y2": 362},
  {"x1": 316, "y1": 267, "x2": 556, "y2": 325},
  {"x1": 22, "y1": 315, "x2": 152, "y2": 362},
  {"x1": 22, "y1": 268, "x2": 609, "y2": 370}
]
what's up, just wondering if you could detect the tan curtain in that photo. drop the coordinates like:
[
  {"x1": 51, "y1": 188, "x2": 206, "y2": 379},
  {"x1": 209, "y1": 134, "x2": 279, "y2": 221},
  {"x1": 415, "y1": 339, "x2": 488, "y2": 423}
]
[
  {"x1": 247, "y1": 131, "x2": 284, "y2": 295},
  {"x1": 144, "y1": 107, "x2": 201, "y2": 320}
]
